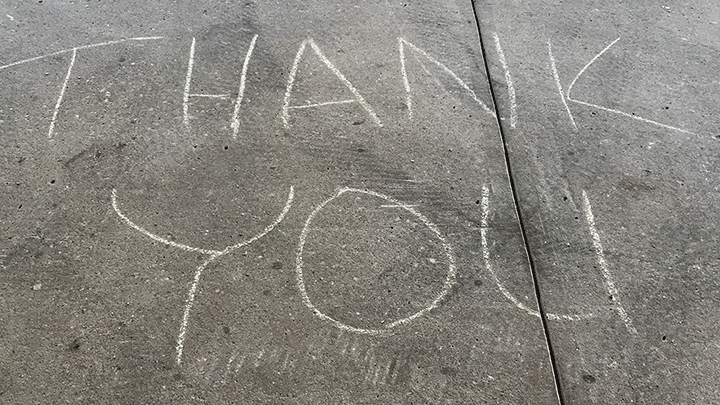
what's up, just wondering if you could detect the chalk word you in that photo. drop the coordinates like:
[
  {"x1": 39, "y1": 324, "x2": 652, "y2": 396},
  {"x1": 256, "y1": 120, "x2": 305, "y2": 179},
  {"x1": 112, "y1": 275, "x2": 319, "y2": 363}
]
[{"x1": 112, "y1": 186, "x2": 456, "y2": 365}]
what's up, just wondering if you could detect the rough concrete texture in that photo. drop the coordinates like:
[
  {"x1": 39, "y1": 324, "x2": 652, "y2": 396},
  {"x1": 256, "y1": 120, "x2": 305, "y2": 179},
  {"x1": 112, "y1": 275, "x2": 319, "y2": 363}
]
[
  {"x1": 1, "y1": 0, "x2": 718, "y2": 403},
  {"x1": 478, "y1": 1, "x2": 720, "y2": 403},
  {"x1": 0, "y1": 1, "x2": 557, "y2": 403}
]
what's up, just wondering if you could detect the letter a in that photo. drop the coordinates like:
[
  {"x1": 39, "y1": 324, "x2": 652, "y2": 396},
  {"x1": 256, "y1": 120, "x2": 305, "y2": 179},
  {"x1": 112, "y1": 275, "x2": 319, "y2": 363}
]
[{"x1": 282, "y1": 38, "x2": 382, "y2": 129}]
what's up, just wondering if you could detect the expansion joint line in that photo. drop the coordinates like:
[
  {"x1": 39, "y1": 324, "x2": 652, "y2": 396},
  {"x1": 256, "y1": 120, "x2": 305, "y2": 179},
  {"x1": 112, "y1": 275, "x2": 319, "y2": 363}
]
[{"x1": 470, "y1": 8, "x2": 565, "y2": 405}]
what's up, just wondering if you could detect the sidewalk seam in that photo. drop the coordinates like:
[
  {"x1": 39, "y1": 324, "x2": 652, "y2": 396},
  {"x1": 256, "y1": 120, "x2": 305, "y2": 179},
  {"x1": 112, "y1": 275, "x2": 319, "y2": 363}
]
[{"x1": 470, "y1": 3, "x2": 565, "y2": 404}]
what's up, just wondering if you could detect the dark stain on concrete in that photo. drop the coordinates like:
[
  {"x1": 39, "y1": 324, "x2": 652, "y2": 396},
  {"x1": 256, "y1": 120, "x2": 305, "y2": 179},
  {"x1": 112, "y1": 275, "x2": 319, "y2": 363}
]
[
  {"x1": 582, "y1": 374, "x2": 597, "y2": 384},
  {"x1": 616, "y1": 175, "x2": 655, "y2": 199},
  {"x1": 69, "y1": 339, "x2": 81, "y2": 352}
]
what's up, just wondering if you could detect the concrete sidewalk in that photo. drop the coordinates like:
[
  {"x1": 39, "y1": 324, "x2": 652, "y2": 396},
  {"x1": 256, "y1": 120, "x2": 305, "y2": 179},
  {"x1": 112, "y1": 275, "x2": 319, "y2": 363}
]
[
  {"x1": 478, "y1": 1, "x2": 720, "y2": 403},
  {"x1": 1, "y1": 0, "x2": 718, "y2": 403}
]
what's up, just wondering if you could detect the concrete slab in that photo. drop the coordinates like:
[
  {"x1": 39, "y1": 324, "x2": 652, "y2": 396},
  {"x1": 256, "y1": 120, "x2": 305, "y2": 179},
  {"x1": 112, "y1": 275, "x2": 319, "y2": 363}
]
[
  {"x1": 1, "y1": 1, "x2": 560, "y2": 403},
  {"x1": 477, "y1": 1, "x2": 720, "y2": 403}
]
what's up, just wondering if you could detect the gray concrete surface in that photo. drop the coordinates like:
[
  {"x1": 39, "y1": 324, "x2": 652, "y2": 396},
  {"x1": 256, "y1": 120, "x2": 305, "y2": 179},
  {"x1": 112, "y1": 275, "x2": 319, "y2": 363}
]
[
  {"x1": 478, "y1": 1, "x2": 720, "y2": 403},
  {"x1": 1, "y1": 0, "x2": 718, "y2": 403}
]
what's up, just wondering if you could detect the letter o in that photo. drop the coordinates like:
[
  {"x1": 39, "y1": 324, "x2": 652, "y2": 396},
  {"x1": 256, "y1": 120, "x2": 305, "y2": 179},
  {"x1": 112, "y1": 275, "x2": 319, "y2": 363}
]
[{"x1": 295, "y1": 187, "x2": 456, "y2": 335}]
